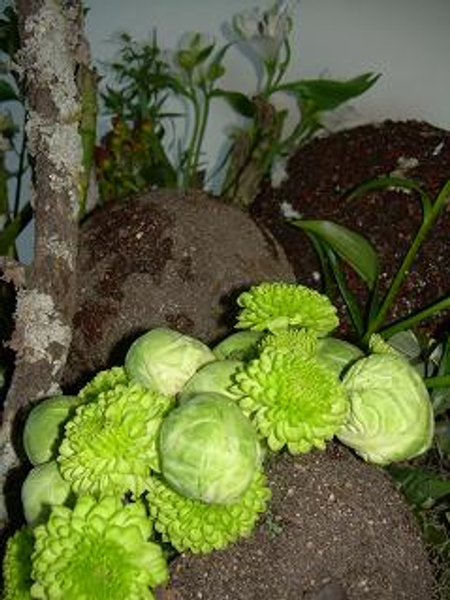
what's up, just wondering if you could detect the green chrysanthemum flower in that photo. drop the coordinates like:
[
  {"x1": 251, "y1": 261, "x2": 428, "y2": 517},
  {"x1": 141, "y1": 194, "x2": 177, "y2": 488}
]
[
  {"x1": 236, "y1": 282, "x2": 339, "y2": 335},
  {"x1": 58, "y1": 382, "x2": 173, "y2": 497},
  {"x1": 2, "y1": 528, "x2": 34, "y2": 600},
  {"x1": 77, "y1": 366, "x2": 129, "y2": 404},
  {"x1": 146, "y1": 470, "x2": 271, "y2": 554},
  {"x1": 232, "y1": 348, "x2": 349, "y2": 453},
  {"x1": 31, "y1": 495, "x2": 168, "y2": 600}
]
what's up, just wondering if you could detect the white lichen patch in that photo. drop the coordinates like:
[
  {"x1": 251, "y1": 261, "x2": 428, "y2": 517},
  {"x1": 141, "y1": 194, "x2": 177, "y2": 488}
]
[
  {"x1": 22, "y1": 0, "x2": 79, "y2": 119},
  {"x1": 15, "y1": 289, "x2": 71, "y2": 374},
  {"x1": 26, "y1": 111, "x2": 82, "y2": 216},
  {"x1": 46, "y1": 235, "x2": 75, "y2": 270},
  {"x1": 390, "y1": 155, "x2": 420, "y2": 178},
  {"x1": 280, "y1": 200, "x2": 302, "y2": 219}
]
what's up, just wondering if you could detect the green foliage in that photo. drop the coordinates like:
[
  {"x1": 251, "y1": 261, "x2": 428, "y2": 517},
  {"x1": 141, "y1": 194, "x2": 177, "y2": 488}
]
[
  {"x1": 97, "y1": 1, "x2": 377, "y2": 206},
  {"x1": 0, "y1": 5, "x2": 30, "y2": 258},
  {"x1": 290, "y1": 177, "x2": 450, "y2": 342}
]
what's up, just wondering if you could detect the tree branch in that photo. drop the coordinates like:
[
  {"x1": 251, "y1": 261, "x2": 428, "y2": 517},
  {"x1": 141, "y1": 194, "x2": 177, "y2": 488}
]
[{"x1": 0, "y1": 0, "x2": 92, "y2": 525}]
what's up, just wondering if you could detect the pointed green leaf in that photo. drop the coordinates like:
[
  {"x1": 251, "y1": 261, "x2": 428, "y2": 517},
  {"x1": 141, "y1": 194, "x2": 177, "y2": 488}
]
[
  {"x1": 347, "y1": 175, "x2": 433, "y2": 217},
  {"x1": 0, "y1": 80, "x2": 18, "y2": 102},
  {"x1": 0, "y1": 202, "x2": 32, "y2": 255},
  {"x1": 212, "y1": 90, "x2": 255, "y2": 118},
  {"x1": 291, "y1": 219, "x2": 379, "y2": 289},
  {"x1": 434, "y1": 422, "x2": 450, "y2": 460},
  {"x1": 388, "y1": 465, "x2": 450, "y2": 508},
  {"x1": 278, "y1": 73, "x2": 380, "y2": 111}
]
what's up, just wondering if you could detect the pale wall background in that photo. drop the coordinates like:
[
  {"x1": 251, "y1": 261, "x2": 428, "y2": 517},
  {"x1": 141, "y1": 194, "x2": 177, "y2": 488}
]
[
  {"x1": 7, "y1": 0, "x2": 450, "y2": 260},
  {"x1": 86, "y1": 0, "x2": 450, "y2": 142}
]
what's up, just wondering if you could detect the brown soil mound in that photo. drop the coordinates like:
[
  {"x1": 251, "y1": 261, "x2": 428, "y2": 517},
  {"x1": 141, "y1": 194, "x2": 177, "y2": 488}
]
[
  {"x1": 158, "y1": 445, "x2": 436, "y2": 600},
  {"x1": 64, "y1": 189, "x2": 294, "y2": 388},
  {"x1": 251, "y1": 119, "x2": 450, "y2": 338}
]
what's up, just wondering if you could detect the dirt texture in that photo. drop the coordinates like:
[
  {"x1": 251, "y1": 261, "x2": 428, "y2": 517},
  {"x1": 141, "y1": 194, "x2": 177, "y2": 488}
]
[
  {"x1": 251, "y1": 119, "x2": 450, "y2": 339},
  {"x1": 158, "y1": 445, "x2": 436, "y2": 600},
  {"x1": 63, "y1": 189, "x2": 295, "y2": 388}
]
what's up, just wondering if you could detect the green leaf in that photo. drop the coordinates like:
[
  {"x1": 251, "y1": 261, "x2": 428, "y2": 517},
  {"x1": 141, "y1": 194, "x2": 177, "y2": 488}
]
[
  {"x1": 0, "y1": 202, "x2": 32, "y2": 255},
  {"x1": 323, "y1": 243, "x2": 365, "y2": 337},
  {"x1": 212, "y1": 90, "x2": 255, "y2": 118},
  {"x1": 431, "y1": 336, "x2": 450, "y2": 415},
  {"x1": 388, "y1": 465, "x2": 450, "y2": 508},
  {"x1": 291, "y1": 219, "x2": 379, "y2": 289},
  {"x1": 434, "y1": 422, "x2": 450, "y2": 461},
  {"x1": 0, "y1": 80, "x2": 18, "y2": 102},
  {"x1": 347, "y1": 175, "x2": 433, "y2": 218},
  {"x1": 278, "y1": 72, "x2": 380, "y2": 111}
]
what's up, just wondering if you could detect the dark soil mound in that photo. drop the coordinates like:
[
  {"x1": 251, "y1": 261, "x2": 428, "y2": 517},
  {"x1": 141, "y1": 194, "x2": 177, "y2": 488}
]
[
  {"x1": 64, "y1": 189, "x2": 294, "y2": 388},
  {"x1": 251, "y1": 120, "x2": 450, "y2": 338},
  {"x1": 158, "y1": 445, "x2": 435, "y2": 600}
]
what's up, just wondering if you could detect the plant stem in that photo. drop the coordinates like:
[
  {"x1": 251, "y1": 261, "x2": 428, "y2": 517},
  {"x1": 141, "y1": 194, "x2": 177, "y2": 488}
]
[
  {"x1": 379, "y1": 295, "x2": 450, "y2": 340},
  {"x1": 13, "y1": 116, "x2": 27, "y2": 219},
  {"x1": 183, "y1": 87, "x2": 201, "y2": 188},
  {"x1": 424, "y1": 374, "x2": 450, "y2": 389},
  {"x1": 363, "y1": 180, "x2": 450, "y2": 343},
  {"x1": 191, "y1": 86, "x2": 210, "y2": 184}
]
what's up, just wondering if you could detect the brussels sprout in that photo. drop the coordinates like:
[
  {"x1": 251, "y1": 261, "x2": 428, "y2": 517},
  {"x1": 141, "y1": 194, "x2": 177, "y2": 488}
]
[
  {"x1": 213, "y1": 331, "x2": 264, "y2": 361},
  {"x1": 316, "y1": 337, "x2": 364, "y2": 378},
  {"x1": 21, "y1": 461, "x2": 72, "y2": 526},
  {"x1": 158, "y1": 393, "x2": 261, "y2": 504},
  {"x1": 125, "y1": 328, "x2": 215, "y2": 395},
  {"x1": 178, "y1": 359, "x2": 242, "y2": 403},
  {"x1": 337, "y1": 354, "x2": 434, "y2": 465},
  {"x1": 23, "y1": 395, "x2": 79, "y2": 466}
]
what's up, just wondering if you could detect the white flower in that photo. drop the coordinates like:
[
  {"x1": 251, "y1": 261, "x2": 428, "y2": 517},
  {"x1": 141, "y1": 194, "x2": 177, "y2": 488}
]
[{"x1": 233, "y1": 0, "x2": 296, "y2": 63}]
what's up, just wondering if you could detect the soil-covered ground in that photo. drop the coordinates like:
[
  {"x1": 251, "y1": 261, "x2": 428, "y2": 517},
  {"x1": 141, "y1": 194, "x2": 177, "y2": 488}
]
[
  {"x1": 158, "y1": 445, "x2": 436, "y2": 600},
  {"x1": 251, "y1": 119, "x2": 450, "y2": 340}
]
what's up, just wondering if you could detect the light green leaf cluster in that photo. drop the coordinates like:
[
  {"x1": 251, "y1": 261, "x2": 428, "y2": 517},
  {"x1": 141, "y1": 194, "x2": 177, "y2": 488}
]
[
  {"x1": 158, "y1": 393, "x2": 261, "y2": 503},
  {"x1": 125, "y1": 328, "x2": 215, "y2": 395},
  {"x1": 23, "y1": 396, "x2": 79, "y2": 466},
  {"x1": 338, "y1": 354, "x2": 434, "y2": 465},
  {"x1": 21, "y1": 461, "x2": 72, "y2": 527},
  {"x1": 31, "y1": 496, "x2": 168, "y2": 600}
]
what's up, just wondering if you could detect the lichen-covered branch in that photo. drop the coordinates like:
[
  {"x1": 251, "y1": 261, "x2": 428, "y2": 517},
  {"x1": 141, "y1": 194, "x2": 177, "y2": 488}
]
[{"x1": 0, "y1": 0, "x2": 93, "y2": 524}]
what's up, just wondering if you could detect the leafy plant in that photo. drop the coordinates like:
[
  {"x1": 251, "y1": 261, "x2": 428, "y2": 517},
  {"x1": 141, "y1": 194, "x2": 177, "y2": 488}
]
[
  {"x1": 0, "y1": 6, "x2": 31, "y2": 258},
  {"x1": 96, "y1": 0, "x2": 378, "y2": 206},
  {"x1": 290, "y1": 176, "x2": 450, "y2": 345}
]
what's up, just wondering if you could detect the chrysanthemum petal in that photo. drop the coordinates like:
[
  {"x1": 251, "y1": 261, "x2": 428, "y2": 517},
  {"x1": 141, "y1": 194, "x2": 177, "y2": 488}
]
[
  {"x1": 31, "y1": 496, "x2": 167, "y2": 600},
  {"x1": 58, "y1": 383, "x2": 173, "y2": 497},
  {"x1": 232, "y1": 348, "x2": 349, "y2": 453},
  {"x1": 236, "y1": 282, "x2": 338, "y2": 335},
  {"x1": 146, "y1": 471, "x2": 271, "y2": 554}
]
